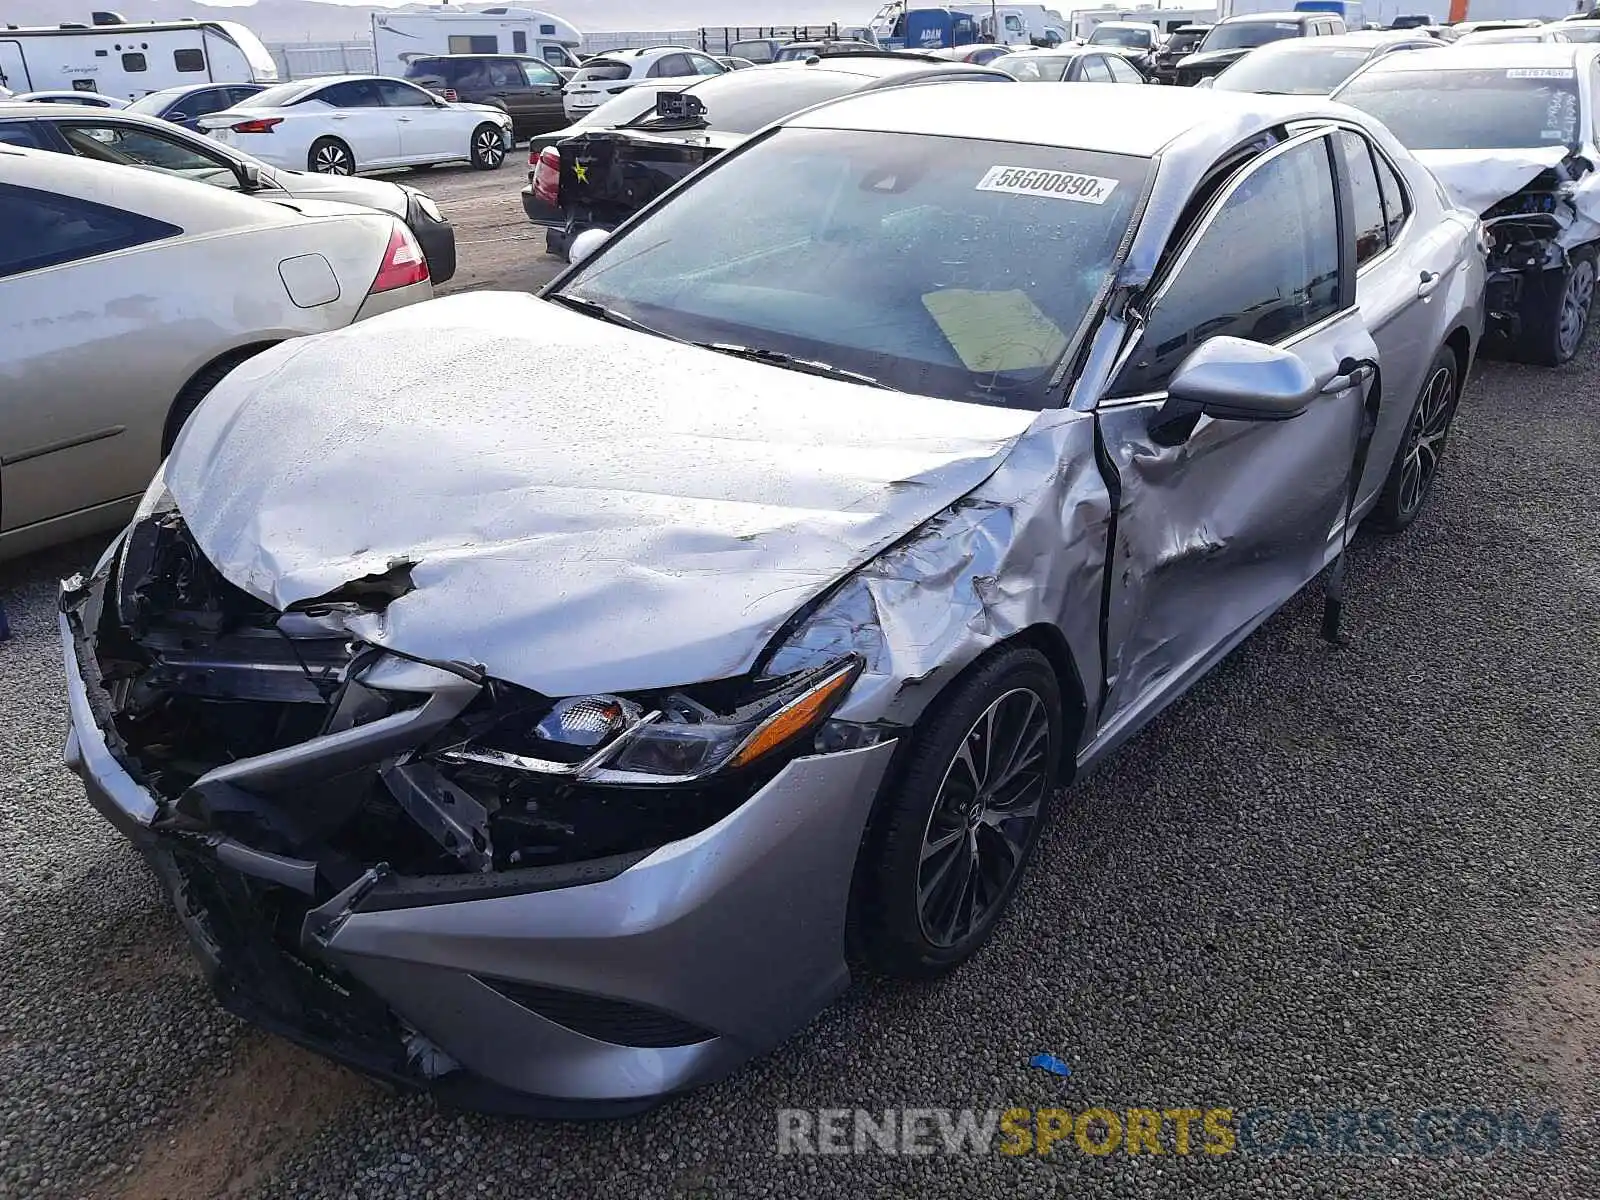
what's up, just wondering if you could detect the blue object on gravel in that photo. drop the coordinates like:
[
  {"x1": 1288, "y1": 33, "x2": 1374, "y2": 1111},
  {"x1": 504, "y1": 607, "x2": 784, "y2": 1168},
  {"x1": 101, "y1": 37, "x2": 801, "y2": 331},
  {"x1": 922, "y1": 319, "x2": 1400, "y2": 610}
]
[{"x1": 1029, "y1": 1053, "x2": 1072, "y2": 1077}]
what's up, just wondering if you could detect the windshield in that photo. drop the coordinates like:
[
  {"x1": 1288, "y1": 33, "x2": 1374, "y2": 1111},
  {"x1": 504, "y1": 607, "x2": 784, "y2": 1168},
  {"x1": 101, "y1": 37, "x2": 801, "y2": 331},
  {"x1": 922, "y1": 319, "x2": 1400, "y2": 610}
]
[
  {"x1": 992, "y1": 53, "x2": 1073, "y2": 80},
  {"x1": 627, "y1": 69, "x2": 890, "y2": 134},
  {"x1": 1201, "y1": 21, "x2": 1304, "y2": 50},
  {"x1": 1338, "y1": 67, "x2": 1580, "y2": 150},
  {"x1": 1089, "y1": 26, "x2": 1154, "y2": 47},
  {"x1": 554, "y1": 128, "x2": 1149, "y2": 408},
  {"x1": 731, "y1": 40, "x2": 776, "y2": 62},
  {"x1": 126, "y1": 88, "x2": 186, "y2": 114},
  {"x1": 234, "y1": 80, "x2": 321, "y2": 108},
  {"x1": 1214, "y1": 44, "x2": 1374, "y2": 93},
  {"x1": 1165, "y1": 30, "x2": 1207, "y2": 51}
]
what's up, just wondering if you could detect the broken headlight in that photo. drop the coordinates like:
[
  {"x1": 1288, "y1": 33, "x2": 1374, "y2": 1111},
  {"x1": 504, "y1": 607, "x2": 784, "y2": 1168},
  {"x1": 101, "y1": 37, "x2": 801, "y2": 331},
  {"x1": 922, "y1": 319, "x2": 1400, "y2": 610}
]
[{"x1": 443, "y1": 656, "x2": 862, "y2": 785}]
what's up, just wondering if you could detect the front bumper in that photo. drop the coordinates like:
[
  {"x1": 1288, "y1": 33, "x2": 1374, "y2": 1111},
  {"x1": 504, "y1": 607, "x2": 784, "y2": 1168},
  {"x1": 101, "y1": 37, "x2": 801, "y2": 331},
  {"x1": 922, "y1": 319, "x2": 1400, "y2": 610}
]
[{"x1": 59, "y1": 583, "x2": 898, "y2": 1116}]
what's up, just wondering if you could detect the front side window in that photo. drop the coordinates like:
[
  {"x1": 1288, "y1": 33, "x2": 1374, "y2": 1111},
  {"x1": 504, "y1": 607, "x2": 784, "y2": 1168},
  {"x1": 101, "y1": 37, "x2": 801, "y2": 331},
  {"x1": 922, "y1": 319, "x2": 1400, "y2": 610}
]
[
  {"x1": 488, "y1": 61, "x2": 525, "y2": 89},
  {"x1": 557, "y1": 128, "x2": 1150, "y2": 409},
  {"x1": 56, "y1": 122, "x2": 241, "y2": 187},
  {"x1": 689, "y1": 53, "x2": 725, "y2": 76},
  {"x1": 1080, "y1": 56, "x2": 1114, "y2": 82},
  {"x1": 542, "y1": 45, "x2": 568, "y2": 66},
  {"x1": 0, "y1": 122, "x2": 44, "y2": 149},
  {"x1": 521, "y1": 60, "x2": 561, "y2": 86},
  {"x1": 173, "y1": 48, "x2": 206, "y2": 72},
  {"x1": 1111, "y1": 137, "x2": 1342, "y2": 397},
  {"x1": 378, "y1": 80, "x2": 435, "y2": 107},
  {"x1": 1106, "y1": 56, "x2": 1143, "y2": 83},
  {"x1": 0, "y1": 183, "x2": 181, "y2": 278},
  {"x1": 1340, "y1": 131, "x2": 1387, "y2": 265},
  {"x1": 1337, "y1": 67, "x2": 1580, "y2": 150}
]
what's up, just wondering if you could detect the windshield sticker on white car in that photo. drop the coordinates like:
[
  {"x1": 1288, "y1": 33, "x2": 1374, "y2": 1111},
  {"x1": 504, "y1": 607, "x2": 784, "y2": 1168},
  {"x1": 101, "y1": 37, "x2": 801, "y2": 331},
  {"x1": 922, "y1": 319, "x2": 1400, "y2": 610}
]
[
  {"x1": 1507, "y1": 67, "x2": 1574, "y2": 79},
  {"x1": 976, "y1": 166, "x2": 1118, "y2": 205}
]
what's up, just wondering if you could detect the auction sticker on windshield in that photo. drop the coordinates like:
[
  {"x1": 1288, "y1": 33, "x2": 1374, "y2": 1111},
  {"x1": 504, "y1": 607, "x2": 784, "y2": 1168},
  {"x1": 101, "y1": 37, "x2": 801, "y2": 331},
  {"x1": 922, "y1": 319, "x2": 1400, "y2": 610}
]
[
  {"x1": 1507, "y1": 68, "x2": 1574, "y2": 79},
  {"x1": 977, "y1": 166, "x2": 1118, "y2": 205}
]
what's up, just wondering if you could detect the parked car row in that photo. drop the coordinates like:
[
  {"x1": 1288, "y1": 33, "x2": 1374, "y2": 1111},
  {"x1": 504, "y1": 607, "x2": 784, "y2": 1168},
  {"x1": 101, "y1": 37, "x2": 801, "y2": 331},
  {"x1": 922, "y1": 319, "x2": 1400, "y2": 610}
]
[{"x1": 13, "y1": 26, "x2": 1600, "y2": 1131}]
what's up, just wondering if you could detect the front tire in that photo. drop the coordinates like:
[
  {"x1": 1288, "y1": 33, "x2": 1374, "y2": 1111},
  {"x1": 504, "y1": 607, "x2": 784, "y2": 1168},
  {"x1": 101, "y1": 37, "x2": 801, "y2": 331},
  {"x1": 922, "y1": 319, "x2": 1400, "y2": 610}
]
[
  {"x1": 1518, "y1": 247, "x2": 1596, "y2": 366},
  {"x1": 851, "y1": 646, "x2": 1063, "y2": 980},
  {"x1": 1368, "y1": 345, "x2": 1459, "y2": 534},
  {"x1": 307, "y1": 137, "x2": 354, "y2": 176},
  {"x1": 470, "y1": 123, "x2": 506, "y2": 170}
]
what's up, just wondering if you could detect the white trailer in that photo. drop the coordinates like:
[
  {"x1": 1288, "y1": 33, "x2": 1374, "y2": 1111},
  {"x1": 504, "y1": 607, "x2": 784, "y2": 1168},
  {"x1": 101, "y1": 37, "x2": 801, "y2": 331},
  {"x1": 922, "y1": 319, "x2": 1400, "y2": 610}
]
[
  {"x1": 0, "y1": 13, "x2": 278, "y2": 99},
  {"x1": 371, "y1": 7, "x2": 584, "y2": 76}
]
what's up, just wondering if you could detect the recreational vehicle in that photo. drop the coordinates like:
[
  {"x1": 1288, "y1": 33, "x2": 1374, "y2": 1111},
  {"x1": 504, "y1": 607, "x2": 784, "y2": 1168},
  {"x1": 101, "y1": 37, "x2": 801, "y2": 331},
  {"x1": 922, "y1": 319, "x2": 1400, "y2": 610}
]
[
  {"x1": 371, "y1": 8, "x2": 584, "y2": 76},
  {"x1": 0, "y1": 12, "x2": 277, "y2": 99}
]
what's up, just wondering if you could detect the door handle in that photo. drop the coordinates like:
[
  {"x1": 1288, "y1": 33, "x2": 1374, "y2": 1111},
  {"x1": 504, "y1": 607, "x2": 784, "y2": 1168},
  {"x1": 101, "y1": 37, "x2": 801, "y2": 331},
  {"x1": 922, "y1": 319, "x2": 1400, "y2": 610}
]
[
  {"x1": 1416, "y1": 269, "x2": 1441, "y2": 298},
  {"x1": 493, "y1": 90, "x2": 510, "y2": 96},
  {"x1": 1319, "y1": 363, "x2": 1374, "y2": 395},
  {"x1": 331, "y1": 113, "x2": 348, "y2": 120},
  {"x1": 397, "y1": 116, "x2": 411, "y2": 122}
]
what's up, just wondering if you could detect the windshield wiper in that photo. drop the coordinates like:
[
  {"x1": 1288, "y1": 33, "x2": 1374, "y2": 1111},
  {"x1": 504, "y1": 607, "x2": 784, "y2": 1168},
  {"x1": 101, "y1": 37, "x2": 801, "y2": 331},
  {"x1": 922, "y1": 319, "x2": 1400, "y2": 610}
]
[
  {"x1": 546, "y1": 292, "x2": 676, "y2": 339},
  {"x1": 696, "y1": 343, "x2": 899, "y2": 390}
]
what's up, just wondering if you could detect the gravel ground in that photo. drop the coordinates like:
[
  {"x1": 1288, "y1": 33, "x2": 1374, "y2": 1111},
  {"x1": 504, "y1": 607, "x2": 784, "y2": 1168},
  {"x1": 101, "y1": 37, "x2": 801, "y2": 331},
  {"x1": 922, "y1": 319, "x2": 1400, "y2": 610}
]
[{"x1": 2, "y1": 164, "x2": 1598, "y2": 1199}]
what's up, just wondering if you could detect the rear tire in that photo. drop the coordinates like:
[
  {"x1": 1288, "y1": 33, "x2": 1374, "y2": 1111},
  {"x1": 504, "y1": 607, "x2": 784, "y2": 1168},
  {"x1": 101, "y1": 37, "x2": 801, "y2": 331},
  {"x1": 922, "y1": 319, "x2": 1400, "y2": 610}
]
[
  {"x1": 307, "y1": 137, "x2": 354, "y2": 176},
  {"x1": 1516, "y1": 247, "x2": 1596, "y2": 366},
  {"x1": 1367, "y1": 345, "x2": 1459, "y2": 534},
  {"x1": 470, "y1": 123, "x2": 506, "y2": 170},
  {"x1": 850, "y1": 646, "x2": 1063, "y2": 980}
]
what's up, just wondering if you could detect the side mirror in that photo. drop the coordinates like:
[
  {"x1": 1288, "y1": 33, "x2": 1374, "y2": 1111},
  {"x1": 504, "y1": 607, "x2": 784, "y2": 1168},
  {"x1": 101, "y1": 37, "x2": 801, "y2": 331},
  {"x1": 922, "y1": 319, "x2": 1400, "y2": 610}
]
[
  {"x1": 1165, "y1": 336, "x2": 1319, "y2": 422},
  {"x1": 567, "y1": 226, "x2": 611, "y2": 265},
  {"x1": 167, "y1": 110, "x2": 188, "y2": 122},
  {"x1": 236, "y1": 161, "x2": 265, "y2": 191}
]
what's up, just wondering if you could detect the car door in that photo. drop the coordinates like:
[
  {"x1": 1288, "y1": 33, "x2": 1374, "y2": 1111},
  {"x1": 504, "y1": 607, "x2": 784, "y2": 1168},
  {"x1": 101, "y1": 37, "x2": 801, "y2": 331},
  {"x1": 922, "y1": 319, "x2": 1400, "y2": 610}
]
[
  {"x1": 1092, "y1": 131, "x2": 1379, "y2": 735},
  {"x1": 0, "y1": 182, "x2": 183, "y2": 537},
  {"x1": 516, "y1": 59, "x2": 566, "y2": 131},
  {"x1": 1333, "y1": 128, "x2": 1462, "y2": 505},
  {"x1": 376, "y1": 78, "x2": 457, "y2": 162},
  {"x1": 314, "y1": 79, "x2": 401, "y2": 167},
  {"x1": 482, "y1": 58, "x2": 537, "y2": 132}
]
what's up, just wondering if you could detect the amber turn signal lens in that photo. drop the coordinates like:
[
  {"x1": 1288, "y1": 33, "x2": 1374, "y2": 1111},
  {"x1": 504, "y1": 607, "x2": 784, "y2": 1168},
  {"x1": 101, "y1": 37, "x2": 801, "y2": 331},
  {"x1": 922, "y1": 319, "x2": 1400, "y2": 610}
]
[{"x1": 726, "y1": 661, "x2": 859, "y2": 770}]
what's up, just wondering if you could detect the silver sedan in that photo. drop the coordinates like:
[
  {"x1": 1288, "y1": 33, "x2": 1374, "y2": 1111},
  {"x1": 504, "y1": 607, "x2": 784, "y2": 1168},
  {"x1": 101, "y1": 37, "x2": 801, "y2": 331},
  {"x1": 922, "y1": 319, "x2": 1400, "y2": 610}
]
[{"x1": 61, "y1": 82, "x2": 1483, "y2": 1115}]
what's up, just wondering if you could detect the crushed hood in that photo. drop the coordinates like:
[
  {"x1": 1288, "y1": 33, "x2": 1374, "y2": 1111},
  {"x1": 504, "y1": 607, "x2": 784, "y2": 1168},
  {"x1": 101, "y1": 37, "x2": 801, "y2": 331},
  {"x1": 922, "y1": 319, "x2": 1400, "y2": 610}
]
[
  {"x1": 165, "y1": 292, "x2": 1039, "y2": 697},
  {"x1": 1413, "y1": 146, "x2": 1568, "y2": 217}
]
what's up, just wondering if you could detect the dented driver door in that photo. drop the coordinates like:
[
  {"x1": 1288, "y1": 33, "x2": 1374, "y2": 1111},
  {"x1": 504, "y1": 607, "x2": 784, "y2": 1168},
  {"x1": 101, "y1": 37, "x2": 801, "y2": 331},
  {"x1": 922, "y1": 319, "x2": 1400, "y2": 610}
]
[{"x1": 1090, "y1": 131, "x2": 1379, "y2": 744}]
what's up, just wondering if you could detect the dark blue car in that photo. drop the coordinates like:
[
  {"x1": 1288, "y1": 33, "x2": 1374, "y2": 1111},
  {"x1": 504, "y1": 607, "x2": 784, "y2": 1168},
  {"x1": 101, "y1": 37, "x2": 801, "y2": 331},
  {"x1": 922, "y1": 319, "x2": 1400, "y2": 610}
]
[{"x1": 124, "y1": 82, "x2": 267, "y2": 132}]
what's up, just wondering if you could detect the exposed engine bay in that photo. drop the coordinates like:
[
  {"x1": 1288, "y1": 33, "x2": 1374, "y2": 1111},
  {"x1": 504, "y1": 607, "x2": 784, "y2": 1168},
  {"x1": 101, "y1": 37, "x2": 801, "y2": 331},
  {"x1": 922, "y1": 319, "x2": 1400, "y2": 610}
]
[
  {"x1": 79, "y1": 510, "x2": 857, "y2": 887},
  {"x1": 1478, "y1": 154, "x2": 1600, "y2": 346}
]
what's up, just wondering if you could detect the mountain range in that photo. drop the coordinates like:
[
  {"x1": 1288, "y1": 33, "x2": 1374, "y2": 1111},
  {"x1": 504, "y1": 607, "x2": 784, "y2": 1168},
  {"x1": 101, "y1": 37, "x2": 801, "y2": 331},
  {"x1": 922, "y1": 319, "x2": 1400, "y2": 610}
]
[{"x1": 5, "y1": 0, "x2": 861, "y2": 42}]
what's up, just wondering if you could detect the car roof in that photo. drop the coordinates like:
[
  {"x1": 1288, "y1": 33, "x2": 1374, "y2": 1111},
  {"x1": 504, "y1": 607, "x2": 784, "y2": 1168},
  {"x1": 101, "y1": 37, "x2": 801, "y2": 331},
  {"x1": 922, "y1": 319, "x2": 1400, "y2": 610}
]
[
  {"x1": 997, "y1": 45, "x2": 1097, "y2": 56},
  {"x1": 1093, "y1": 21, "x2": 1159, "y2": 29},
  {"x1": 767, "y1": 56, "x2": 1004, "y2": 80},
  {"x1": 1252, "y1": 30, "x2": 1425, "y2": 50},
  {"x1": 785, "y1": 76, "x2": 1349, "y2": 158},
  {"x1": 1361, "y1": 40, "x2": 1589, "y2": 71},
  {"x1": 1219, "y1": 10, "x2": 1319, "y2": 23}
]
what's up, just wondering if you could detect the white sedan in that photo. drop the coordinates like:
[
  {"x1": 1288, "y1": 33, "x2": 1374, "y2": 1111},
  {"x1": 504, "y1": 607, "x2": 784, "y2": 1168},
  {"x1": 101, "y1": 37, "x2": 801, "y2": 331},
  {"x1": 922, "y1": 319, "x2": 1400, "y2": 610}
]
[
  {"x1": 199, "y1": 74, "x2": 514, "y2": 176},
  {"x1": 0, "y1": 145, "x2": 433, "y2": 560},
  {"x1": 15, "y1": 90, "x2": 131, "y2": 109}
]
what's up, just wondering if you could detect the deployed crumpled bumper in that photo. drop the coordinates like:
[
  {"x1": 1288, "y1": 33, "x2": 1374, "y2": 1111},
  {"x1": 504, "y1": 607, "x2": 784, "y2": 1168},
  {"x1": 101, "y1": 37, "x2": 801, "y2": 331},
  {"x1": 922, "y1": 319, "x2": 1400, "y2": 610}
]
[
  {"x1": 403, "y1": 187, "x2": 457, "y2": 286},
  {"x1": 59, "y1": 570, "x2": 898, "y2": 1117}
]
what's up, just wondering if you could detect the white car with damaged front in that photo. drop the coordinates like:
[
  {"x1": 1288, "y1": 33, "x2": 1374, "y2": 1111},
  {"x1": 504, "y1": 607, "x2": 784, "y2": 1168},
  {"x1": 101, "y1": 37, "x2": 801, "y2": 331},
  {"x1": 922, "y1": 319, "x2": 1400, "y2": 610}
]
[{"x1": 198, "y1": 74, "x2": 514, "y2": 176}]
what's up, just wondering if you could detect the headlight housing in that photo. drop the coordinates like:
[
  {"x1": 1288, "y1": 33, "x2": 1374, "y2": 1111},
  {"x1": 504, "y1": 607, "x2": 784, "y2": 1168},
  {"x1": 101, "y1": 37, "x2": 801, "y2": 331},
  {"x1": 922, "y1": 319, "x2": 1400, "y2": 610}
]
[{"x1": 442, "y1": 656, "x2": 863, "y2": 785}]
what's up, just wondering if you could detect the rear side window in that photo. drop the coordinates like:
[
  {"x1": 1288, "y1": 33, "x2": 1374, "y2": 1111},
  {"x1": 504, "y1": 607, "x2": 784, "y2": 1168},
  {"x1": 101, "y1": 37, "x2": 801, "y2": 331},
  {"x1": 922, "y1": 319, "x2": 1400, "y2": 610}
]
[
  {"x1": 0, "y1": 183, "x2": 181, "y2": 278},
  {"x1": 650, "y1": 54, "x2": 694, "y2": 77},
  {"x1": 378, "y1": 80, "x2": 435, "y2": 107},
  {"x1": 1081, "y1": 56, "x2": 1114, "y2": 82},
  {"x1": 316, "y1": 79, "x2": 383, "y2": 107},
  {"x1": 571, "y1": 61, "x2": 631, "y2": 83},
  {"x1": 173, "y1": 48, "x2": 206, "y2": 72},
  {"x1": 1339, "y1": 131, "x2": 1388, "y2": 265},
  {"x1": 1112, "y1": 137, "x2": 1342, "y2": 396},
  {"x1": 0, "y1": 122, "x2": 45, "y2": 149}
]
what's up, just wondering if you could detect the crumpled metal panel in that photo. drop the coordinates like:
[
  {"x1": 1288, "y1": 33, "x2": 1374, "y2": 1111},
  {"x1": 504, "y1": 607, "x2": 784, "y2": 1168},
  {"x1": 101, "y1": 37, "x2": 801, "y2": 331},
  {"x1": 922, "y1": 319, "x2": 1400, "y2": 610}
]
[
  {"x1": 163, "y1": 292, "x2": 1039, "y2": 698},
  {"x1": 1418, "y1": 144, "x2": 1600, "y2": 250},
  {"x1": 767, "y1": 409, "x2": 1109, "y2": 733}
]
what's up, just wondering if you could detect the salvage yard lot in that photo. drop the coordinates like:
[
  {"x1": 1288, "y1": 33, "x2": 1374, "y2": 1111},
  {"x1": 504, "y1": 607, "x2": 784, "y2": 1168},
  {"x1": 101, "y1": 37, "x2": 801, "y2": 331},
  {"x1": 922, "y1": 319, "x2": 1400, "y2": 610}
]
[{"x1": 3, "y1": 154, "x2": 1600, "y2": 1200}]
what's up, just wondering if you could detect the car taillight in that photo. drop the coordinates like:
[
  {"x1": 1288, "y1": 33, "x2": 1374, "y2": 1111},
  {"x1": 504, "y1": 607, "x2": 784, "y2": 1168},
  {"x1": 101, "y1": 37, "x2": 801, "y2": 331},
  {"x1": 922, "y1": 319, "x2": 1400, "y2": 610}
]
[
  {"x1": 533, "y1": 146, "x2": 561, "y2": 206},
  {"x1": 442, "y1": 88, "x2": 459, "y2": 101},
  {"x1": 229, "y1": 117, "x2": 282, "y2": 133},
  {"x1": 370, "y1": 222, "x2": 430, "y2": 294}
]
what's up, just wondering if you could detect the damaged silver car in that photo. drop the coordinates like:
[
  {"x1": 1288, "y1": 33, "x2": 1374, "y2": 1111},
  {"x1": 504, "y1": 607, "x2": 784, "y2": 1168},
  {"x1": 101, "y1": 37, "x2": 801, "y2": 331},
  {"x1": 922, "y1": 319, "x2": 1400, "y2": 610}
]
[
  {"x1": 1335, "y1": 43, "x2": 1600, "y2": 365},
  {"x1": 61, "y1": 83, "x2": 1484, "y2": 1116}
]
